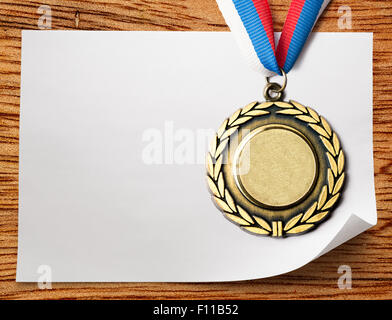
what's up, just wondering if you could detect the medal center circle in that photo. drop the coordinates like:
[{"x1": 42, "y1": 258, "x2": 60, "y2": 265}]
[{"x1": 234, "y1": 124, "x2": 318, "y2": 208}]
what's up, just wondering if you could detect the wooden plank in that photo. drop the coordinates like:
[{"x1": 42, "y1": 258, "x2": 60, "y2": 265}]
[{"x1": 0, "y1": 0, "x2": 391, "y2": 299}]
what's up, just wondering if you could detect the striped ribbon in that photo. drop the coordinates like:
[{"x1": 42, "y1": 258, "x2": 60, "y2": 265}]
[{"x1": 216, "y1": 0, "x2": 331, "y2": 76}]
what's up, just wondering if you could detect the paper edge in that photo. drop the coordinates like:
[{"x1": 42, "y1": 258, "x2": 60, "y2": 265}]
[{"x1": 16, "y1": 31, "x2": 376, "y2": 283}]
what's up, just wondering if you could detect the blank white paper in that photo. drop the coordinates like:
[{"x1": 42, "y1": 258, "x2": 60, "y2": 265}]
[{"x1": 17, "y1": 31, "x2": 376, "y2": 282}]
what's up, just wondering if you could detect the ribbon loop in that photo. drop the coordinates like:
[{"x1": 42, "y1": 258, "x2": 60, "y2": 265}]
[{"x1": 217, "y1": 0, "x2": 331, "y2": 76}]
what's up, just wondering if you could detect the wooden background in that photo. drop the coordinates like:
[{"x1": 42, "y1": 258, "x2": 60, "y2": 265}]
[{"x1": 0, "y1": 0, "x2": 391, "y2": 300}]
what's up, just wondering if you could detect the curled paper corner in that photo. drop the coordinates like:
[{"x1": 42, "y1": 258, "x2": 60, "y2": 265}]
[
  {"x1": 289, "y1": 213, "x2": 376, "y2": 280},
  {"x1": 243, "y1": 212, "x2": 378, "y2": 282},
  {"x1": 317, "y1": 212, "x2": 377, "y2": 258}
]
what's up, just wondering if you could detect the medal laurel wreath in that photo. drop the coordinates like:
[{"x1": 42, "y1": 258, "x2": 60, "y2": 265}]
[{"x1": 206, "y1": 100, "x2": 345, "y2": 237}]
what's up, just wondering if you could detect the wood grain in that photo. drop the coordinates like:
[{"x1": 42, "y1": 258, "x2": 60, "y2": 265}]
[{"x1": 0, "y1": 0, "x2": 391, "y2": 300}]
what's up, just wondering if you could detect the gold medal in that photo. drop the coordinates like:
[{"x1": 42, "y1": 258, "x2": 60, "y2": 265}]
[{"x1": 206, "y1": 72, "x2": 345, "y2": 237}]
